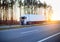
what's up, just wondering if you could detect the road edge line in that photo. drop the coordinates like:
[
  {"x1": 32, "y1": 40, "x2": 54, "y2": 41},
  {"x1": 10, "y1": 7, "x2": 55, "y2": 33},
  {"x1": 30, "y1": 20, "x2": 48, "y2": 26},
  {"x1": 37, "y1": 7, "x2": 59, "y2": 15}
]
[{"x1": 37, "y1": 32, "x2": 60, "y2": 42}]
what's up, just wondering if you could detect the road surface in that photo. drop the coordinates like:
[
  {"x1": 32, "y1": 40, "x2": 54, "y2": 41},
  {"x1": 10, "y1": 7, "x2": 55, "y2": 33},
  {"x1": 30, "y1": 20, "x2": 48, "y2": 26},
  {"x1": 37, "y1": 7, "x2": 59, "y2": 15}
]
[{"x1": 0, "y1": 24, "x2": 60, "y2": 42}]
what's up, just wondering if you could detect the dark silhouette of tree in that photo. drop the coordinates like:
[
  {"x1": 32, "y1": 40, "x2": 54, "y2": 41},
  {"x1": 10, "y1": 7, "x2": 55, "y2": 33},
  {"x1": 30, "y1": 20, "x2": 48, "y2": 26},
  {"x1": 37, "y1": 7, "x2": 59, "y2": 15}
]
[
  {"x1": 24, "y1": 0, "x2": 37, "y2": 14},
  {"x1": 18, "y1": 0, "x2": 22, "y2": 24},
  {"x1": 37, "y1": 1, "x2": 43, "y2": 8},
  {"x1": 43, "y1": 2, "x2": 47, "y2": 15},
  {"x1": 33, "y1": 0, "x2": 38, "y2": 14},
  {"x1": 43, "y1": 2, "x2": 53, "y2": 21},
  {"x1": 0, "y1": 0, "x2": 1, "y2": 21},
  {"x1": 19, "y1": 0, "x2": 22, "y2": 16},
  {"x1": 43, "y1": 2, "x2": 48, "y2": 20},
  {"x1": 2, "y1": 0, "x2": 8, "y2": 24},
  {"x1": 8, "y1": 0, "x2": 15, "y2": 24}
]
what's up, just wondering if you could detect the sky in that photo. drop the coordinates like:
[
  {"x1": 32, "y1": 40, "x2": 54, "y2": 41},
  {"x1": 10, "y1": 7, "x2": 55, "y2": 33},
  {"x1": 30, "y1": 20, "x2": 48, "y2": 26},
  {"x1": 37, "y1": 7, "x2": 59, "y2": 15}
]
[{"x1": 40, "y1": 0, "x2": 60, "y2": 20}]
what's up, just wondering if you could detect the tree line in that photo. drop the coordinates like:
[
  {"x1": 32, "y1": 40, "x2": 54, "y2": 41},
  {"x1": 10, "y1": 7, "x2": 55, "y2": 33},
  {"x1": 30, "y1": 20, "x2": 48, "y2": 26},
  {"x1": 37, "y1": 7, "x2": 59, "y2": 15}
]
[{"x1": 0, "y1": 0, "x2": 53, "y2": 25}]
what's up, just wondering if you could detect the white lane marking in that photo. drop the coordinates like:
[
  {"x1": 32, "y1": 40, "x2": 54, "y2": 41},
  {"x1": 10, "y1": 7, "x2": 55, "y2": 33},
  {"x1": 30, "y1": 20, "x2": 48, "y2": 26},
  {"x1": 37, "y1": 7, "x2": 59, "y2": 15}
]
[
  {"x1": 21, "y1": 30, "x2": 38, "y2": 34},
  {"x1": 37, "y1": 32, "x2": 60, "y2": 42}
]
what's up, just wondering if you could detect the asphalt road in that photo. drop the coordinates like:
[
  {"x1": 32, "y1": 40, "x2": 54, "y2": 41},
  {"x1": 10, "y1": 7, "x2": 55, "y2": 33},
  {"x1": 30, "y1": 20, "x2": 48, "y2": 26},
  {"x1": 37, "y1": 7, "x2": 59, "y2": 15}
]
[
  {"x1": 43, "y1": 34, "x2": 60, "y2": 42},
  {"x1": 0, "y1": 24, "x2": 60, "y2": 42}
]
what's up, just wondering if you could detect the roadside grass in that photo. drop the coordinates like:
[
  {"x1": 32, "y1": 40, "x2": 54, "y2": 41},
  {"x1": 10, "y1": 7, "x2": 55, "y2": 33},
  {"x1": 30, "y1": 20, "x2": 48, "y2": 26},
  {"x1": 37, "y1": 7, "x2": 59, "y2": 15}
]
[
  {"x1": 0, "y1": 23, "x2": 47, "y2": 30},
  {"x1": 0, "y1": 23, "x2": 45, "y2": 30},
  {"x1": 0, "y1": 25, "x2": 33, "y2": 30},
  {"x1": 0, "y1": 21, "x2": 60, "y2": 30}
]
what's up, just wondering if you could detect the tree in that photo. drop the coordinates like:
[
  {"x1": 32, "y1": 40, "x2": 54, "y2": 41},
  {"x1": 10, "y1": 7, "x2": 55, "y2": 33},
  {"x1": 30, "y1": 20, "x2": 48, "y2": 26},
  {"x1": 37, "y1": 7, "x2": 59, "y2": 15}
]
[
  {"x1": 19, "y1": 0, "x2": 22, "y2": 16},
  {"x1": 2, "y1": 0, "x2": 9, "y2": 24},
  {"x1": 0, "y1": 0, "x2": 1, "y2": 21},
  {"x1": 47, "y1": 5, "x2": 53, "y2": 21},
  {"x1": 33, "y1": 0, "x2": 37, "y2": 14},
  {"x1": 18, "y1": 0, "x2": 23, "y2": 24},
  {"x1": 8, "y1": 0, "x2": 15, "y2": 24},
  {"x1": 43, "y1": 2, "x2": 53, "y2": 21},
  {"x1": 37, "y1": 1, "x2": 43, "y2": 8},
  {"x1": 43, "y1": 2, "x2": 47, "y2": 20},
  {"x1": 43, "y1": 2, "x2": 47, "y2": 14},
  {"x1": 24, "y1": 0, "x2": 29, "y2": 14}
]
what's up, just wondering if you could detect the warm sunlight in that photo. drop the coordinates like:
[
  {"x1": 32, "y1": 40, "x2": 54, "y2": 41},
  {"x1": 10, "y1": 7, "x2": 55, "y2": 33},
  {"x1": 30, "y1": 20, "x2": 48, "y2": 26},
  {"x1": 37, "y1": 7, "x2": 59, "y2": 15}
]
[
  {"x1": 51, "y1": 13, "x2": 60, "y2": 21},
  {"x1": 15, "y1": 2, "x2": 20, "y2": 21},
  {"x1": 40, "y1": 0, "x2": 60, "y2": 21}
]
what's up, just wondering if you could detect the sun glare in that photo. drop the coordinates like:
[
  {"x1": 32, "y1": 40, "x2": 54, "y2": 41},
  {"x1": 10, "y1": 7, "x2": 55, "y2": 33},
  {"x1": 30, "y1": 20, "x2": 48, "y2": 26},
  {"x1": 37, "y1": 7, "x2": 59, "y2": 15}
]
[
  {"x1": 51, "y1": 13, "x2": 60, "y2": 21},
  {"x1": 41, "y1": 0, "x2": 60, "y2": 21}
]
